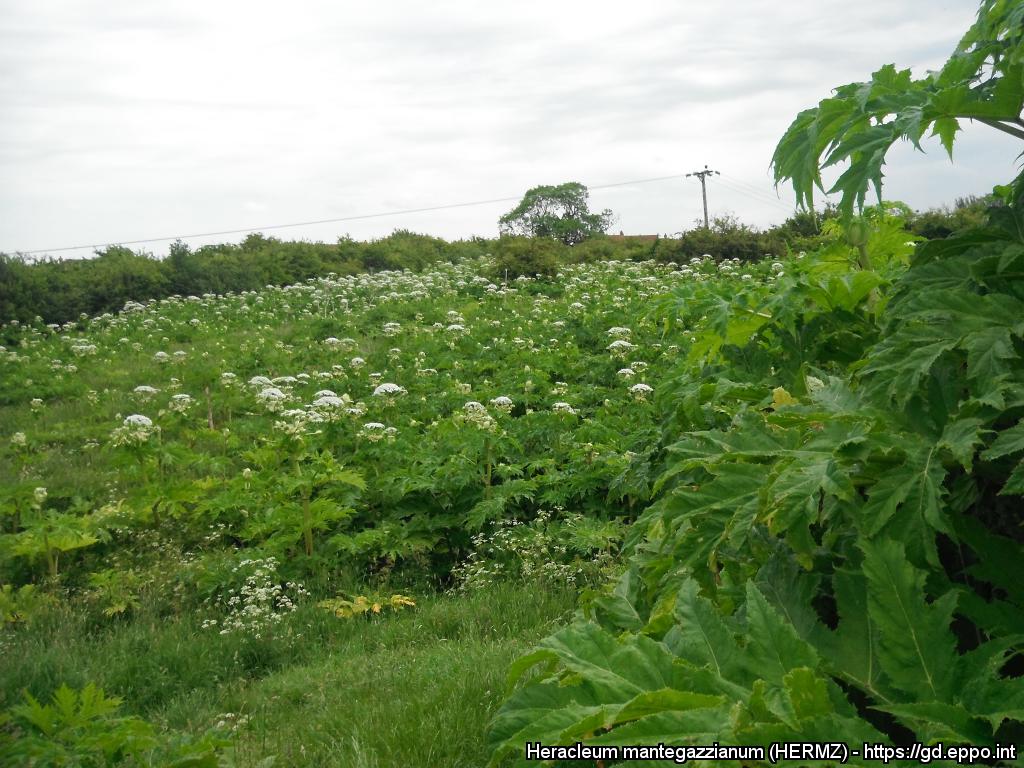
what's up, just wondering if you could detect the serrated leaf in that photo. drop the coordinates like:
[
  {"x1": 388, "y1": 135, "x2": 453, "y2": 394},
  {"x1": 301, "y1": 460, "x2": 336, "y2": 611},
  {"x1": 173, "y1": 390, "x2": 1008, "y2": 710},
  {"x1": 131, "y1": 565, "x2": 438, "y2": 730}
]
[
  {"x1": 487, "y1": 683, "x2": 604, "y2": 765},
  {"x1": 983, "y1": 419, "x2": 1024, "y2": 460},
  {"x1": 1002, "y1": 459, "x2": 1024, "y2": 495},
  {"x1": 588, "y1": 707, "x2": 732, "y2": 746},
  {"x1": 874, "y1": 701, "x2": 990, "y2": 742},
  {"x1": 862, "y1": 445, "x2": 948, "y2": 542},
  {"x1": 938, "y1": 418, "x2": 986, "y2": 470},
  {"x1": 608, "y1": 688, "x2": 726, "y2": 727},
  {"x1": 783, "y1": 667, "x2": 834, "y2": 720},
  {"x1": 534, "y1": 623, "x2": 677, "y2": 700},
  {"x1": 743, "y1": 582, "x2": 819, "y2": 685},
  {"x1": 670, "y1": 579, "x2": 744, "y2": 682},
  {"x1": 930, "y1": 116, "x2": 960, "y2": 158},
  {"x1": 819, "y1": 568, "x2": 892, "y2": 705},
  {"x1": 861, "y1": 538, "x2": 957, "y2": 700}
]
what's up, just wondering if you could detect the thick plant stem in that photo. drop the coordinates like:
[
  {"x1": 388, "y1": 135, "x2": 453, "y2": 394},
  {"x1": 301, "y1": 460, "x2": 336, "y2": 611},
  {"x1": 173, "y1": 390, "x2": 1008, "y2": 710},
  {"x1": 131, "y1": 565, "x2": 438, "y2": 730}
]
[
  {"x1": 294, "y1": 455, "x2": 314, "y2": 556},
  {"x1": 484, "y1": 438, "x2": 493, "y2": 499},
  {"x1": 975, "y1": 116, "x2": 1024, "y2": 141},
  {"x1": 303, "y1": 493, "x2": 313, "y2": 557},
  {"x1": 857, "y1": 243, "x2": 872, "y2": 271},
  {"x1": 43, "y1": 533, "x2": 57, "y2": 578}
]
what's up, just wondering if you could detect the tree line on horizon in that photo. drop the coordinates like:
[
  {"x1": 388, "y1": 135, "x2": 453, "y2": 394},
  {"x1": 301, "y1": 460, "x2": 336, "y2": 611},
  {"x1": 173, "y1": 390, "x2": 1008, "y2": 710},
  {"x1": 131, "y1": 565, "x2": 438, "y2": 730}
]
[{"x1": 0, "y1": 195, "x2": 993, "y2": 328}]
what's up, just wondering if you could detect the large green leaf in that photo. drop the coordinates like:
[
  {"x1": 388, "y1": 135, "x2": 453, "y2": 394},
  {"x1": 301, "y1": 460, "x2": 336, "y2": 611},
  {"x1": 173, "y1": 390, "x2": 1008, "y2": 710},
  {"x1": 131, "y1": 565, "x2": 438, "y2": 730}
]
[
  {"x1": 743, "y1": 582, "x2": 819, "y2": 685},
  {"x1": 861, "y1": 539, "x2": 957, "y2": 701}
]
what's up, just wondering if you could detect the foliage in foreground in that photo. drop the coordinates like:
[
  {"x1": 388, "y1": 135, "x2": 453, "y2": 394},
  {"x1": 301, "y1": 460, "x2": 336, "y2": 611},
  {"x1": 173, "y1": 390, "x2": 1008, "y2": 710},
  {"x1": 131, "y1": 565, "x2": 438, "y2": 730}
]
[
  {"x1": 0, "y1": 683, "x2": 226, "y2": 767},
  {"x1": 491, "y1": 1, "x2": 1024, "y2": 762},
  {"x1": 490, "y1": 190, "x2": 1024, "y2": 763}
]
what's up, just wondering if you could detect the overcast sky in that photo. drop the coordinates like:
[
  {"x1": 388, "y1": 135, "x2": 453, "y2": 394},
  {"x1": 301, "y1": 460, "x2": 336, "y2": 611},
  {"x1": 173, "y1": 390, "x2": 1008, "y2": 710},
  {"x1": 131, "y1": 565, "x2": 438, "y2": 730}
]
[{"x1": 1, "y1": 0, "x2": 1018, "y2": 258}]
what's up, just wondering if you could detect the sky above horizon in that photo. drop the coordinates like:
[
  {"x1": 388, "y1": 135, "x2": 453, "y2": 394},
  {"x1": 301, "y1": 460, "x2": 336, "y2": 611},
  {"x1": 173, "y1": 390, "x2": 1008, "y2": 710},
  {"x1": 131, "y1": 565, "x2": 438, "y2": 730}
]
[{"x1": 1, "y1": 1, "x2": 1019, "y2": 259}]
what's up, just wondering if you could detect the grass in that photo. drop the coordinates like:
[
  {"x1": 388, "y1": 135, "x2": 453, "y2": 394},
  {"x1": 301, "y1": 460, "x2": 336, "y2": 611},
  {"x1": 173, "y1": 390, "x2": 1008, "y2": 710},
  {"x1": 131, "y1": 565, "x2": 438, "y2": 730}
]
[{"x1": 1, "y1": 581, "x2": 577, "y2": 766}]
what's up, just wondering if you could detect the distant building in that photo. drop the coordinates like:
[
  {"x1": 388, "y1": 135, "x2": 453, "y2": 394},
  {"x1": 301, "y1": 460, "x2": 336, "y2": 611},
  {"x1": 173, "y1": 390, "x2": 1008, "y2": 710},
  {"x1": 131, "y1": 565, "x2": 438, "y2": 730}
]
[{"x1": 607, "y1": 232, "x2": 660, "y2": 243}]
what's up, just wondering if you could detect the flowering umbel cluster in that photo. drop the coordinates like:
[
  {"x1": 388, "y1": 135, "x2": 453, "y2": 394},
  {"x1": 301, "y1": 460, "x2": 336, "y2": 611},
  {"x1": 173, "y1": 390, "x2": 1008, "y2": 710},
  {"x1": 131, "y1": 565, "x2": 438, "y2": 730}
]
[
  {"x1": 200, "y1": 557, "x2": 308, "y2": 638},
  {"x1": 110, "y1": 414, "x2": 159, "y2": 446}
]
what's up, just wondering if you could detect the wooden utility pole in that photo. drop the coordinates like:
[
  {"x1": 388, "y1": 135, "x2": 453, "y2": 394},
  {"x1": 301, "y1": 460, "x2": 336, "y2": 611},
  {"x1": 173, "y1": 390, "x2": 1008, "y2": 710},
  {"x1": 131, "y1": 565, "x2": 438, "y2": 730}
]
[{"x1": 686, "y1": 165, "x2": 720, "y2": 229}]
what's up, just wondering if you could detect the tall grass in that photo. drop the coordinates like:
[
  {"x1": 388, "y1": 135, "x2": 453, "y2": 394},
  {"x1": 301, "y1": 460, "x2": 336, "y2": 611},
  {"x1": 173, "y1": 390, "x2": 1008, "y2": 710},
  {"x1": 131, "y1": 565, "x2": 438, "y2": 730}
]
[{"x1": 2, "y1": 582, "x2": 575, "y2": 766}]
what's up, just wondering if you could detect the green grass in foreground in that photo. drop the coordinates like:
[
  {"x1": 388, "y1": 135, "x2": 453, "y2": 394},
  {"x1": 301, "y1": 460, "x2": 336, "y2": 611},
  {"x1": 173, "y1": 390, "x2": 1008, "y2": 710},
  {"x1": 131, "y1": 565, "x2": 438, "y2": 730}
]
[{"x1": 1, "y1": 582, "x2": 577, "y2": 767}]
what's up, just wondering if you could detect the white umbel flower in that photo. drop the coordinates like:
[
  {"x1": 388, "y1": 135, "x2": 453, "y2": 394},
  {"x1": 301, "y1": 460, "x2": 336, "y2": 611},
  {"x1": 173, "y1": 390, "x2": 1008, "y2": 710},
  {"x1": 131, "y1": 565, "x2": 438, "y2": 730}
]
[
  {"x1": 629, "y1": 383, "x2": 654, "y2": 402},
  {"x1": 490, "y1": 396, "x2": 513, "y2": 414},
  {"x1": 372, "y1": 382, "x2": 407, "y2": 397}
]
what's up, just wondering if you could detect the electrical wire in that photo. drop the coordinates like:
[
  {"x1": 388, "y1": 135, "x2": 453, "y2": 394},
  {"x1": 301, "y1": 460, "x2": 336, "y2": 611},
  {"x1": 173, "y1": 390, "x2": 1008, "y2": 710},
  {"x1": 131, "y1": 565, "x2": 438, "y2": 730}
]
[
  {"x1": 11, "y1": 173, "x2": 692, "y2": 256},
  {"x1": 717, "y1": 172, "x2": 798, "y2": 209},
  {"x1": 715, "y1": 177, "x2": 795, "y2": 213}
]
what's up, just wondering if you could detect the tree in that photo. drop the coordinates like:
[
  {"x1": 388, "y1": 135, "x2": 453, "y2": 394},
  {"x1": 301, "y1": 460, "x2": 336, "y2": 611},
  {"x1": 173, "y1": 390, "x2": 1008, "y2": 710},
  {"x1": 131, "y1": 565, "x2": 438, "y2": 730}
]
[
  {"x1": 498, "y1": 182, "x2": 613, "y2": 245},
  {"x1": 771, "y1": 0, "x2": 1023, "y2": 219}
]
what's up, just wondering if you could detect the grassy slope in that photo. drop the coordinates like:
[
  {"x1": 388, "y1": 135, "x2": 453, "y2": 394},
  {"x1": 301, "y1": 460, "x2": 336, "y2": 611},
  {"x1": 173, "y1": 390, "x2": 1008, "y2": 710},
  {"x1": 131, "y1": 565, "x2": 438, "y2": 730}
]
[{"x1": 2, "y1": 583, "x2": 576, "y2": 766}]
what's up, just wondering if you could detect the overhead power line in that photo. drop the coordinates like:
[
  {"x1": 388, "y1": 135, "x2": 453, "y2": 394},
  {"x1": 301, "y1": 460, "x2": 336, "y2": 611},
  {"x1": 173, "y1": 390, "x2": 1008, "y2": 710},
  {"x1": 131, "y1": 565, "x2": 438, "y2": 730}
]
[
  {"x1": 715, "y1": 175, "x2": 795, "y2": 213},
  {"x1": 11, "y1": 173, "x2": 691, "y2": 256}
]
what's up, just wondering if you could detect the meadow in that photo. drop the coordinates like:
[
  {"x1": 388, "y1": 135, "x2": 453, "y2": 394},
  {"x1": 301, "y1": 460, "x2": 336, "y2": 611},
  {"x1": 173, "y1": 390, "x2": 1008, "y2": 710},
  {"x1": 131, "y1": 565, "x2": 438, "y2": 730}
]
[
  {"x1": 3, "y1": 2, "x2": 1024, "y2": 761},
  {"x1": 3, "y1": 201, "x2": 1023, "y2": 765},
  {"x1": 1, "y1": 254, "x2": 754, "y2": 765}
]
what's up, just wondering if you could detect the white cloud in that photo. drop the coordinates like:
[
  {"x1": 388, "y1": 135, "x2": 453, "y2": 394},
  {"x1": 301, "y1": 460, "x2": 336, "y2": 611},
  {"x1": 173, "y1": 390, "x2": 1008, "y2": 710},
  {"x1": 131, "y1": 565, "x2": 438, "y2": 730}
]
[{"x1": 0, "y1": 0, "x2": 1016, "y2": 256}]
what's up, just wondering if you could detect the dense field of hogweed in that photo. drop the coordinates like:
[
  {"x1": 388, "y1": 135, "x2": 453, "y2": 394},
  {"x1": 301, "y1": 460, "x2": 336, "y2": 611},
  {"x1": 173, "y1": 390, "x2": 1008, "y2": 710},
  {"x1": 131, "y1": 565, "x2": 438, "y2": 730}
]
[
  {"x1": 0, "y1": 252, "x2": 788, "y2": 762},
  {"x1": 0, "y1": 254, "x2": 780, "y2": 622},
  {"x1": 0, "y1": 257, "x2": 774, "y2": 626}
]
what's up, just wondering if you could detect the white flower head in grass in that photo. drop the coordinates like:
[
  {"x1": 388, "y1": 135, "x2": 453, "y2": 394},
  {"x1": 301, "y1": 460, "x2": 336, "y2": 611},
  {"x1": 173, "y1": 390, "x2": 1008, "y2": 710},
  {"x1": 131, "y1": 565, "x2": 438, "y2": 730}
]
[
  {"x1": 133, "y1": 385, "x2": 159, "y2": 401},
  {"x1": 607, "y1": 339, "x2": 635, "y2": 357},
  {"x1": 552, "y1": 402, "x2": 577, "y2": 416},
  {"x1": 153, "y1": 351, "x2": 170, "y2": 364},
  {"x1": 201, "y1": 557, "x2": 307, "y2": 637},
  {"x1": 359, "y1": 421, "x2": 390, "y2": 442},
  {"x1": 11, "y1": 432, "x2": 26, "y2": 447},
  {"x1": 220, "y1": 372, "x2": 237, "y2": 387},
  {"x1": 606, "y1": 326, "x2": 631, "y2": 339},
  {"x1": 629, "y1": 383, "x2": 654, "y2": 402},
  {"x1": 617, "y1": 367, "x2": 635, "y2": 379},
  {"x1": 111, "y1": 414, "x2": 159, "y2": 446},
  {"x1": 490, "y1": 396, "x2": 513, "y2": 414},
  {"x1": 460, "y1": 401, "x2": 496, "y2": 432},
  {"x1": 70, "y1": 343, "x2": 97, "y2": 357},
  {"x1": 372, "y1": 383, "x2": 406, "y2": 407},
  {"x1": 30, "y1": 398, "x2": 44, "y2": 413},
  {"x1": 323, "y1": 337, "x2": 342, "y2": 348},
  {"x1": 310, "y1": 393, "x2": 351, "y2": 422},
  {"x1": 169, "y1": 393, "x2": 194, "y2": 414},
  {"x1": 248, "y1": 375, "x2": 273, "y2": 389},
  {"x1": 630, "y1": 361, "x2": 648, "y2": 372},
  {"x1": 33, "y1": 487, "x2": 47, "y2": 506},
  {"x1": 382, "y1": 322, "x2": 401, "y2": 337},
  {"x1": 350, "y1": 356, "x2": 366, "y2": 369},
  {"x1": 274, "y1": 409, "x2": 317, "y2": 439},
  {"x1": 257, "y1": 387, "x2": 288, "y2": 413}
]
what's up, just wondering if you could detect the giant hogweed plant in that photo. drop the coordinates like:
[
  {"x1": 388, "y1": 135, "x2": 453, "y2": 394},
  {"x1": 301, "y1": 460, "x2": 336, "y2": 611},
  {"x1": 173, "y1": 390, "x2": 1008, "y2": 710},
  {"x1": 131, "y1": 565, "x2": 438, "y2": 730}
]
[{"x1": 489, "y1": 1, "x2": 1024, "y2": 763}]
